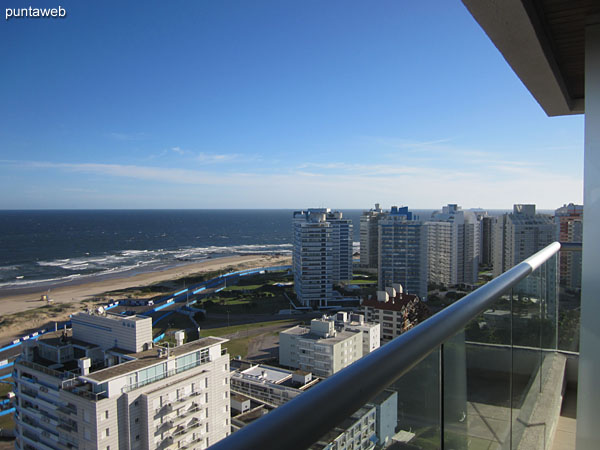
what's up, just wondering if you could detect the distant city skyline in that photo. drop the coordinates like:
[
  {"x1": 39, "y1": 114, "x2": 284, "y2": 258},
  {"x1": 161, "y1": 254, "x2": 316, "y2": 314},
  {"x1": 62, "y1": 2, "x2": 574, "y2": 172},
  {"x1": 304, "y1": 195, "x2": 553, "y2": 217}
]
[{"x1": 0, "y1": 1, "x2": 583, "y2": 209}]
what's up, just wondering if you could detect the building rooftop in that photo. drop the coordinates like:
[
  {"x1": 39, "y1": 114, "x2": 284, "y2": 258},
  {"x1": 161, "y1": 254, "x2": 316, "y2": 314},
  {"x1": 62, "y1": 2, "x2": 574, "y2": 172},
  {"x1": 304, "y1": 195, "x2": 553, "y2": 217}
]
[
  {"x1": 82, "y1": 337, "x2": 225, "y2": 383},
  {"x1": 240, "y1": 365, "x2": 291, "y2": 384},
  {"x1": 231, "y1": 393, "x2": 250, "y2": 403},
  {"x1": 281, "y1": 325, "x2": 357, "y2": 344},
  {"x1": 362, "y1": 293, "x2": 420, "y2": 312},
  {"x1": 37, "y1": 329, "x2": 96, "y2": 350}
]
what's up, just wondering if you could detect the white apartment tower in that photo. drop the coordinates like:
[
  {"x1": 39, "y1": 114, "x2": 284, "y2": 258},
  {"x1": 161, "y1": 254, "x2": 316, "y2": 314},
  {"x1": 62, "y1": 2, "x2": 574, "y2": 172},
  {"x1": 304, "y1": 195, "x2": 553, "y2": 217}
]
[
  {"x1": 13, "y1": 312, "x2": 230, "y2": 450},
  {"x1": 492, "y1": 204, "x2": 557, "y2": 308},
  {"x1": 426, "y1": 204, "x2": 481, "y2": 288},
  {"x1": 359, "y1": 203, "x2": 383, "y2": 269},
  {"x1": 378, "y1": 206, "x2": 428, "y2": 300},
  {"x1": 492, "y1": 204, "x2": 555, "y2": 277},
  {"x1": 293, "y1": 209, "x2": 353, "y2": 308}
]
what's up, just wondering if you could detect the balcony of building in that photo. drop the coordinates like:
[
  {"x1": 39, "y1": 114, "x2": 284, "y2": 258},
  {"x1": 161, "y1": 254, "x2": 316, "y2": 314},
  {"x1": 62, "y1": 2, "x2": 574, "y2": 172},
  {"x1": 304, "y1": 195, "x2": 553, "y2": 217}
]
[{"x1": 211, "y1": 242, "x2": 588, "y2": 449}]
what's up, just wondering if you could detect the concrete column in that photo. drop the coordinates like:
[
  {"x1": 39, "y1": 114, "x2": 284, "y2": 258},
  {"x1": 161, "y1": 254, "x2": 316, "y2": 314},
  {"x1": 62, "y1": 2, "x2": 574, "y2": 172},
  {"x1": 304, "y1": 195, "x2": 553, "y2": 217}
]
[{"x1": 576, "y1": 21, "x2": 600, "y2": 450}]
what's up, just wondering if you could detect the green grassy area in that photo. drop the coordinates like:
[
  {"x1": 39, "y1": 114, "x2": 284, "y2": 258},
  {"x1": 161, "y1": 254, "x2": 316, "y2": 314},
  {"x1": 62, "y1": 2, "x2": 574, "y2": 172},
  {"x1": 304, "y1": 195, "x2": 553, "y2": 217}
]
[
  {"x1": 223, "y1": 284, "x2": 263, "y2": 291},
  {"x1": 0, "y1": 383, "x2": 13, "y2": 397},
  {"x1": 199, "y1": 319, "x2": 299, "y2": 338},
  {"x1": 155, "y1": 319, "x2": 299, "y2": 359},
  {"x1": 0, "y1": 413, "x2": 14, "y2": 430},
  {"x1": 200, "y1": 270, "x2": 293, "y2": 314},
  {"x1": 347, "y1": 279, "x2": 377, "y2": 285},
  {"x1": 198, "y1": 318, "x2": 300, "y2": 359},
  {"x1": 221, "y1": 337, "x2": 251, "y2": 359}
]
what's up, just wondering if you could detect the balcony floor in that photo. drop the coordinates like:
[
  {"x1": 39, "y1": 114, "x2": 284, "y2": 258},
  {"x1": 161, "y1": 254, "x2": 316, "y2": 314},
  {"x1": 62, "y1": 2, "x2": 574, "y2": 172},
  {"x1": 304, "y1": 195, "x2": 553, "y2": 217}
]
[{"x1": 551, "y1": 386, "x2": 577, "y2": 450}]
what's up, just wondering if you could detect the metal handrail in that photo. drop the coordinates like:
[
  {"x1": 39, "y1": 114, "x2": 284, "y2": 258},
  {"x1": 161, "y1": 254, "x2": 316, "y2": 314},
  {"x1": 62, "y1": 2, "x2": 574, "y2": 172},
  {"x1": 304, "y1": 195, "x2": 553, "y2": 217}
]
[
  {"x1": 558, "y1": 241, "x2": 582, "y2": 251},
  {"x1": 210, "y1": 241, "x2": 561, "y2": 450}
]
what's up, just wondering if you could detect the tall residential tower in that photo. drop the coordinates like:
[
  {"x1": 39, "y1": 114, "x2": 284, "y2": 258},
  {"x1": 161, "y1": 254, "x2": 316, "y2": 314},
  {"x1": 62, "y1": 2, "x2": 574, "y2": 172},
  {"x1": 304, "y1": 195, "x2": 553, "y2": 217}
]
[
  {"x1": 378, "y1": 206, "x2": 428, "y2": 300},
  {"x1": 426, "y1": 204, "x2": 481, "y2": 288},
  {"x1": 359, "y1": 203, "x2": 383, "y2": 269},
  {"x1": 293, "y1": 209, "x2": 353, "y2": 308}
]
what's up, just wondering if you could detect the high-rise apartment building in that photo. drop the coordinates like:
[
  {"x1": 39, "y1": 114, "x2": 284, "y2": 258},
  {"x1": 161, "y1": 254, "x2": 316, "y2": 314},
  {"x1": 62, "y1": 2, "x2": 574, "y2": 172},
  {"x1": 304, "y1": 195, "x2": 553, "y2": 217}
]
[
  {"x1": 480, "y1": 216, "x2": 495, "y2": 268},
  {"x1": 492, "y1": 204, "x2": 557, "y2": 308},
  {"x1": 359, "y1": 203, "x2": 383, "y2": 269},
  {"x1": 555, "y1": 203, "x2": 583, "y2": 290},
  {"x1": 378, "y1": 206, "x2": 428, "y2": 300},
  {"x1": 426, "y1": 204, "x2": 481, "y2": 288},
  {"x1": 492, "y1": 204, "x2": 555, "y2": 277},
  {"x1": 292, "y1": 209, "x2": 353, "y2": 308},
  {"x1": 13, "y1": 312, "x2": 230, "y2": 450}
]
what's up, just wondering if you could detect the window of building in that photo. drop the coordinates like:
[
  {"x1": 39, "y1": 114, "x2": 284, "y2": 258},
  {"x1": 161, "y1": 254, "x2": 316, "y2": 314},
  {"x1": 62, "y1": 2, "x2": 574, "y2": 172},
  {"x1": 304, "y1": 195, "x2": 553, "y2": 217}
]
[
  {"x1": 104, "y1": 410, "x2": 109, "y2": 420},
  {"x1": 105, "y1": 428, "x2": 110, "y2": 438}
]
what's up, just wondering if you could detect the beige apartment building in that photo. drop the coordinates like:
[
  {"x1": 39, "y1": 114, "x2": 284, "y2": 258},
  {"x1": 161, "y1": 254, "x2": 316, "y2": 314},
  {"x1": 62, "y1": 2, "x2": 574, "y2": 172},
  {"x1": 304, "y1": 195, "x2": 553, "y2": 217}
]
[
  {"x1": 361, "y1": 284, "x2": 430, "y2": 343},
  {"x1": 279, "y1": 318, "x2": 364, "y2": 377},
  {"x1": 13, "y1": 311, "x2": 230, "y2": 450}
]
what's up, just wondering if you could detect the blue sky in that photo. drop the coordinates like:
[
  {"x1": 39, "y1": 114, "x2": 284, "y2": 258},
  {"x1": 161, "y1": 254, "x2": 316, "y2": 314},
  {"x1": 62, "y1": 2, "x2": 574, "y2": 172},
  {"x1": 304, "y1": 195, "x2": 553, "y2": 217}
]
[{"x1": 0, "y1": 0, "x2": 583, "y2": 209}]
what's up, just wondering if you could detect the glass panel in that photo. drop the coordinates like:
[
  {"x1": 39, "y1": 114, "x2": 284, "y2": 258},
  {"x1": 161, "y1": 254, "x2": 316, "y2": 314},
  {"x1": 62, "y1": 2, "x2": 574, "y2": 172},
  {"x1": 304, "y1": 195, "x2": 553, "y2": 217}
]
[
  {"x1": 557, "y1": 248, "x2": 581, "y2": 352},
  {"x1": 456, "y1": 292, "x2": 512, "y2": 450},
  {"x1": 389, "y1": 347, "x2": 441, "y2": 450},
  {"x1": 511, "y1": 266, "x2": 542, "y2": 448}
]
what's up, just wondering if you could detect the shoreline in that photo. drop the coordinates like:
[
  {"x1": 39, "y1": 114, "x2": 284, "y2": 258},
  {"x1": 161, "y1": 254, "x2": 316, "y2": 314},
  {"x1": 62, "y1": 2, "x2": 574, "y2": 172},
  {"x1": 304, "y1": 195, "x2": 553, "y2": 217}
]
[{"x1": 0, "y1": 253, "x2": 291, "y2": 317}]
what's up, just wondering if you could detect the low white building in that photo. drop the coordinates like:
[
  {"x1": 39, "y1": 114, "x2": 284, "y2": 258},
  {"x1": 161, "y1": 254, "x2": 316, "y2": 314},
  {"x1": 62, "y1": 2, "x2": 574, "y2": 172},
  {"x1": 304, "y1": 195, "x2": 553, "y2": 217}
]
[
  {"x1": 279, "y1": 314, "x2": 379, "y2": 377},
  {"x1": 310, "y1": 404, "x2": 377, "y2": 450},
  {"x1": 279, "y1": 318, "x2": 363, "y2": 377},
  {"x1": 330, "y1": 311, "x2": 380, "y2": 355},
  {"x1": 230, "y1": 363, "x2": 320, "y2": 407}
]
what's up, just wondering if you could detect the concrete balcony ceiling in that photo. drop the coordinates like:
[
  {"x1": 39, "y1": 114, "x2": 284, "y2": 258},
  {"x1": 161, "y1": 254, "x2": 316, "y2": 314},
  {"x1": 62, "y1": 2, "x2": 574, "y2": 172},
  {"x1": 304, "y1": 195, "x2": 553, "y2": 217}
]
[{"x1": 462, "y1": 0, "x2": 599, "y2": 116}]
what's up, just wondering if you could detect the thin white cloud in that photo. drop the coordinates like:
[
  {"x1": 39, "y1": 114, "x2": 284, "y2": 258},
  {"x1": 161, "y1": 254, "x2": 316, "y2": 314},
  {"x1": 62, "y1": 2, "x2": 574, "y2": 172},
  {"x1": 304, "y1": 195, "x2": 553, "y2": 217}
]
[
  {"x1": 196, "y1": 152, "x2": 240, "y2": 163},
  {"x1": 0, "y1": 158, "x2": 582, "y2": 209}
]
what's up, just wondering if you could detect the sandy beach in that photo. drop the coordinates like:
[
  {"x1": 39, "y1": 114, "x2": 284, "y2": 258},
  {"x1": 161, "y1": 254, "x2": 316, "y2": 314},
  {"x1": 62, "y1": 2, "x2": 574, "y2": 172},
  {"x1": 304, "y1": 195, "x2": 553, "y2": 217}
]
[{"x1": 0, "y1": 254, "x2": 291, "y2": 344}]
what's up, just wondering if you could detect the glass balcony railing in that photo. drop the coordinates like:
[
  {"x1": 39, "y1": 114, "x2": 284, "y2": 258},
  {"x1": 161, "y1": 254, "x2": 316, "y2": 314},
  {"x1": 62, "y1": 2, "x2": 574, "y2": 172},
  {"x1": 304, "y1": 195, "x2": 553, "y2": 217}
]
[{"x1": 212, "y1": 242, "x2": 568, "y2": 450}]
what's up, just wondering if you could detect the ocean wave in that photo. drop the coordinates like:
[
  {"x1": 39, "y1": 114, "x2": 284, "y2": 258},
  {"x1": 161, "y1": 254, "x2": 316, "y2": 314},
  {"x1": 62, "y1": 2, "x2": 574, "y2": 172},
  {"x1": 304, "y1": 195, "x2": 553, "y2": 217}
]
[
  {"x1": 0, "y1": 273, "x2": 82, "y2": 288},
  {"x1": 37, "y1": 259, "x2": 71, "y2": 267},
  {"x1": 121, "y1": 250, "x2": 149, "y2": 256},
  {"x1": 5, "y1": 242, "x2": 292, "y2": 290}
]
